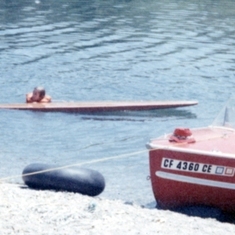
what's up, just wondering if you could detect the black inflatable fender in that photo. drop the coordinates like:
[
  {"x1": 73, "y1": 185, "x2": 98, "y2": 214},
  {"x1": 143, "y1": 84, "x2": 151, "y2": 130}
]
[{"x1": 22, "y1": 163, "x2": 105, "y2": 196}]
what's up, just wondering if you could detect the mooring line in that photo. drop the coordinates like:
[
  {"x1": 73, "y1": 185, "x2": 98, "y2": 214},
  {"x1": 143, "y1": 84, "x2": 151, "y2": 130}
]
[{"x1": 0, "y1": 149, "x2": 149, "y2": 183}]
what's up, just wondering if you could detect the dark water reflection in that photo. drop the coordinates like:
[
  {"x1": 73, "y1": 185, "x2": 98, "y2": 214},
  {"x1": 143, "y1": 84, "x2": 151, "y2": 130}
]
[{"x1": 1, "y1": 0, "x2": 235, "y2": 217}]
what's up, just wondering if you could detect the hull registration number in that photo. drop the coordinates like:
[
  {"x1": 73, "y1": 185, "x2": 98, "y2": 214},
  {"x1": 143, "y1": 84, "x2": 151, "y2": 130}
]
[{"x1": 161, "y1": 158, "x2": 234, "y2": 177}]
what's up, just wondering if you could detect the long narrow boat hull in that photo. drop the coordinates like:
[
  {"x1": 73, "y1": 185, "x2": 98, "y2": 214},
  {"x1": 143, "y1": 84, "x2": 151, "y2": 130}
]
[{"x1": 0, "y1": 100, "x2": 198, "y2": 113}]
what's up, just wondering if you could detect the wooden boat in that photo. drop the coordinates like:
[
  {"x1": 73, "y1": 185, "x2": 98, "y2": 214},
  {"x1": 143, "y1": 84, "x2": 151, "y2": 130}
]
[
  {"x1": 0, "y1": 100, "x2": 198, "y2": 113},
  {"x1": 147, "y1": 98, "x2": 235, "y2": 213}
]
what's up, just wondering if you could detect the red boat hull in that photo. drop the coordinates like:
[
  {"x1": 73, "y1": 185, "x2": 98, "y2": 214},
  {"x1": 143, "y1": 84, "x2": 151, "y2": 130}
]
[{"x1": 149, "y1": 127, "x2": 235, "y2": 213}]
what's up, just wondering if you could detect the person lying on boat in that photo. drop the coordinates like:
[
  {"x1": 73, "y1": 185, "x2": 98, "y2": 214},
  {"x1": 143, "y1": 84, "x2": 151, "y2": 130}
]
[{"x1": 26, "y1": 87, "x2": 51, "y2": 103}]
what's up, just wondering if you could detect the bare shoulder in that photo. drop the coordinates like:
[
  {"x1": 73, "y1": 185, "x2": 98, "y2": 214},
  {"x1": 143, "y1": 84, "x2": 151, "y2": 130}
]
[
  {"x1": 40, "y1": 95, "x2": 52, "y2": 103},
  {"x1": 26, "y1": 92, "x2": 33, "y2": 98},
  {"x1": 26, "y1": 93, "x2": 33, "y2": 103}
]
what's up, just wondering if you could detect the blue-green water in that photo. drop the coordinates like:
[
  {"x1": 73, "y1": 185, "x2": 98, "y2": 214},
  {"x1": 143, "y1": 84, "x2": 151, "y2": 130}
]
[{"x1": 1, "y1": 0, "x2": 235, "y2": 208}]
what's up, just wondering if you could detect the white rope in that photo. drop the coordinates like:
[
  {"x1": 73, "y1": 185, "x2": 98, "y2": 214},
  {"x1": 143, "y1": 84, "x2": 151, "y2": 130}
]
[
  {"x1": 1, "y1": 132, "x2": 228, "y2": 183},
  {"x1": 0, "y1": 149, "x2": 148, "y2": 182}
]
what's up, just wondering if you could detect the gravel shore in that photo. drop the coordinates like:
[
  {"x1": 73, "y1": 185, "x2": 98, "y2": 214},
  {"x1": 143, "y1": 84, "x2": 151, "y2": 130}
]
[{"x1": 1, "y1": 183, "x2": 235, "y2": 235}]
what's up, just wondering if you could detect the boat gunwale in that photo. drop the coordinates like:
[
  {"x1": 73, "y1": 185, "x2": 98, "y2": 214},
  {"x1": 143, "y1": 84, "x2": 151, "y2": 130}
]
[{"x1": 147, "y1": 125, "x2": 235, "y2": 159}]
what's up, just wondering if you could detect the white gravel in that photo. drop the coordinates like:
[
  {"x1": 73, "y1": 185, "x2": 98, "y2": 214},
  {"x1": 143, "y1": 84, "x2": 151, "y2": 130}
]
[{"x1": 0, "y1": 183, "x2": 235, "y2": 235}]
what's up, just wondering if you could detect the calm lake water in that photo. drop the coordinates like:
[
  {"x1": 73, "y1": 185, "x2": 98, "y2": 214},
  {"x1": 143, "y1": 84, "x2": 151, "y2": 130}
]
[{"x1": 1, "y1": 0, "x2": 235, "y2": 208}]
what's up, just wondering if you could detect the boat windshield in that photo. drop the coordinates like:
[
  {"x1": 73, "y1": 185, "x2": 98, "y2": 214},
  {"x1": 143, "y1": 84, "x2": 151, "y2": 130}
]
[{"x1": 212, "y1": 98, "x2": 235, "y2": 129}]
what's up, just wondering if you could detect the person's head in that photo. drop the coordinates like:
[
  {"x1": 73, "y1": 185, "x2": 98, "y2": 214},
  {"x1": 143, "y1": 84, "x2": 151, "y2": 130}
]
[{"x1": 32, "y1": 87, "x2": 46, "y2": 101}]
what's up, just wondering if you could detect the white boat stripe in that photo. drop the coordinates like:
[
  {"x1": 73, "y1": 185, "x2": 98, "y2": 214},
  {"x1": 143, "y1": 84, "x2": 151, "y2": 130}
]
[{"x1": 156, "y1": 171, "x2": 235, "y2": 190}]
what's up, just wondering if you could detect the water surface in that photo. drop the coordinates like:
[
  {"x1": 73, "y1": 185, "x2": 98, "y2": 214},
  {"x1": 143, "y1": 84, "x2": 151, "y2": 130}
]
[{"x1": 1, "y1": 0, "x2": 235, "y2": 208}]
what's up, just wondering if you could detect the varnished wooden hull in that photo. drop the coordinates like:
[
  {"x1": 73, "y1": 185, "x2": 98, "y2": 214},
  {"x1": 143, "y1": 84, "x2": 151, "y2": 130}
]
[{"x1": 0, "y1": 100, "x2": 198, "y2": 112}]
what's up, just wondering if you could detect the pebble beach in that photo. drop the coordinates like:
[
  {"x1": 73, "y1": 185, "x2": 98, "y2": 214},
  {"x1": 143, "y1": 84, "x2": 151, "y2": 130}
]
[{"x1": 1, "y1": 183, "x2": 235, "y2": 235}]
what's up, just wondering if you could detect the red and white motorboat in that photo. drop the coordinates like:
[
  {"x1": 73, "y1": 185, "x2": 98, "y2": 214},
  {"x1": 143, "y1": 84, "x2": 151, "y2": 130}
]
[{"x1": 147, "y1": 99, "x2": 235, "y2": 213}]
